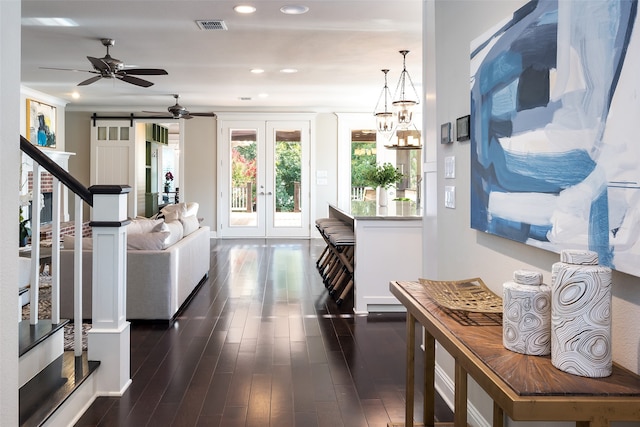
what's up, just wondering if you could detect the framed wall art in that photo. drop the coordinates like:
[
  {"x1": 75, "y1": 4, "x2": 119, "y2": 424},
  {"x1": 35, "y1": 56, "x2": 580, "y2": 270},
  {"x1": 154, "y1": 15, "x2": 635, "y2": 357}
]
[
  {"x1": 469, "y1": 0, "x2": 640, "y2": 277},
  {"x1": 26, "y1": 98, "x2": 57, "y2": 148},
  {"x1": 440, "y1": 122, "x2": 452, "y2": 144},
  {"x1": 456, "y1": 115, "x2": 470, "y2": 141}
]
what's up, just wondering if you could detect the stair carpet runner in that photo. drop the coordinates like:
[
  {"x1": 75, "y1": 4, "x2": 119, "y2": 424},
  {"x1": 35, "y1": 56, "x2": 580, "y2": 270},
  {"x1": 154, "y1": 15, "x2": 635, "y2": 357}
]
[{"x1": 315, "y1": 218, "x2": 355, "y2": 305}]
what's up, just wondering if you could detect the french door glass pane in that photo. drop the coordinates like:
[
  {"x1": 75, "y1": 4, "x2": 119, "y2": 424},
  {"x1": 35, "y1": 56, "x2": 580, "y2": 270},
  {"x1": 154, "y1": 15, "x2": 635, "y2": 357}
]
[
  {"x1": 230, "y1": 129, "x2": 258, "y2": 227},
  {"x1": 273, "y1": 129, "x2": 302, "y2": 228}
]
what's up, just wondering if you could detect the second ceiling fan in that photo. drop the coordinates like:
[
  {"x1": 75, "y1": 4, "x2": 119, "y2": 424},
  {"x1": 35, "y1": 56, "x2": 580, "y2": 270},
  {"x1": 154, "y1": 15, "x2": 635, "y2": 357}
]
[{"x1": 144, "y1": 94, "x2": 216, "y2": 119}]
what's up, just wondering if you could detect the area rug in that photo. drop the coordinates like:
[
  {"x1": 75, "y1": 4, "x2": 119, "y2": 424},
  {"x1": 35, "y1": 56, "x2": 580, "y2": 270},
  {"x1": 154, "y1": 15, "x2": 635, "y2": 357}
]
[{"x1": 21, "y1": 272, "x2": 90, "y2": 351}]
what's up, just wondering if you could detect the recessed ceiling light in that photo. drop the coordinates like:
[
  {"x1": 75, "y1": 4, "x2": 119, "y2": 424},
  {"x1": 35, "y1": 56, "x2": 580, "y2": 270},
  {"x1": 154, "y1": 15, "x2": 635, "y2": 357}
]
[
  {"x1": 22, "y1": 17, "x2": 78, "y2": 26},
  {"x1": 71, "y1": 92, "x2": 80, "y2": 99},
  {"x1": 234, "y1": 5, "x2": 256, "y2": 14},
  {"x1": 280, "y1": 5, "x2": 309, "y2": 15},
  {"x1": 280, "y1": 68, "x2": 298, "y2": 74},
  {"x1": 250, "y1": 68, "x2": 265, "y2": 74}
]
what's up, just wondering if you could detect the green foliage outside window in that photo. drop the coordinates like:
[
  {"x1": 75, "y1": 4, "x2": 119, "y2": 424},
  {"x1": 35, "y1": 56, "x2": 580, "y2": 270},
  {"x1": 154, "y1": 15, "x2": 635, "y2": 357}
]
[
  {"x1": 351, "y1": 142, "x2": 377, "y2": 187},
  {"x1": 275, "y1": 141, "x2": 301, "y2": 212}
]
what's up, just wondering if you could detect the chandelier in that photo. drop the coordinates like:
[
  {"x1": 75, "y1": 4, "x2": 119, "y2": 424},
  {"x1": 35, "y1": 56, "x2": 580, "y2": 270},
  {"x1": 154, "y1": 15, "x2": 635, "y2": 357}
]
[
  {"x1": 373, "y1": 69, "x2": 395, "y2": 138},
  {"x1": 392, "y1": 50, "x2": 420, "y2": 129}
]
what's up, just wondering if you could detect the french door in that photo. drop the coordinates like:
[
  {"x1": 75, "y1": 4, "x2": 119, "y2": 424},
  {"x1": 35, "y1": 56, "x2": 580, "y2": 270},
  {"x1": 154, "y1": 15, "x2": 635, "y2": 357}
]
[{"x1": 219, "y1": 119, "x2": 310, "y2": 238}]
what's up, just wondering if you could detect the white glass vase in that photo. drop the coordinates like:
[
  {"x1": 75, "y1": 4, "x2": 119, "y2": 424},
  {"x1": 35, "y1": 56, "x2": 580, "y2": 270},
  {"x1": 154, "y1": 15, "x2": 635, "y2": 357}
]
[{"x1": 377, "y1": 187, "x2": 388, "y2": 207}]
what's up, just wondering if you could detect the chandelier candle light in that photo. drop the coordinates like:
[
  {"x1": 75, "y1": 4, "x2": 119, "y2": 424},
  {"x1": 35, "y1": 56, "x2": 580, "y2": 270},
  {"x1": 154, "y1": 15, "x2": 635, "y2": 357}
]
[
  {"x1": 393, "y1": 50, "x2": 420, "y2": 129},
  {"x1": 374, "y1": 69, "x2": 395, "y2": 139}
]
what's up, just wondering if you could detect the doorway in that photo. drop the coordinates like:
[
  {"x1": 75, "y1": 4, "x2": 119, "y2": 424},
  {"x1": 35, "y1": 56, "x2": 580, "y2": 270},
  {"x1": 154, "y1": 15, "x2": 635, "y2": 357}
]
[{"x1": 218, "y1": 118, "x2": 310, "y2": 238}]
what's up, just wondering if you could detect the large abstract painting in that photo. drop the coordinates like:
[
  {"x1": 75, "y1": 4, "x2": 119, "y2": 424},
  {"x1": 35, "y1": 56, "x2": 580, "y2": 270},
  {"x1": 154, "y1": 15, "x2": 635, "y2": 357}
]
[{"x1": 470, "y1": 0, "x2": 640, "y2": 276}]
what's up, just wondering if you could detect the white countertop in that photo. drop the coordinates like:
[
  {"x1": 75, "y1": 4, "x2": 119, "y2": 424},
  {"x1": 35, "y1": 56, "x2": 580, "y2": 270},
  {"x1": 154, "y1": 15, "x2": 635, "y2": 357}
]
[{"x1": 330, "y1": 201, "x2": 423, "y2": 221}]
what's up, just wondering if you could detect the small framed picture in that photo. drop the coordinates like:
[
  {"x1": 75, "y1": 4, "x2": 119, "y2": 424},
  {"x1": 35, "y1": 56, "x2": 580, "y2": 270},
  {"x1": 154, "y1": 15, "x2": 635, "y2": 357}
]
[
  {"x1": 440, "y1": 122, "x2": 452, "y2": 144},
  {"x1": 456, "y1": 115, "x2": 470, "y2": 141},
  {"x1": 26, "y1": 98, "x2": 57, "y2": 148}
]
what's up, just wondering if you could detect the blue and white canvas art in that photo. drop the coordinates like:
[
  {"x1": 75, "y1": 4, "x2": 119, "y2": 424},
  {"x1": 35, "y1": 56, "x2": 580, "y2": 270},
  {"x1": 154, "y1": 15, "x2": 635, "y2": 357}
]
[{"x1": 470, "y1": 0, "x2": 640, "y2": 276}]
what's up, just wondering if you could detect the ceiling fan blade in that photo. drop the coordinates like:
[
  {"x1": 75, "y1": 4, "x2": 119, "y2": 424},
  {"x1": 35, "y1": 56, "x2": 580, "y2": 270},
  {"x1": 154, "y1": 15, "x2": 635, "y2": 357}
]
[
  {"x1": 181, "y1": 114, "x2": 194, "y2": 120},
  {"x1": 189, "y1": 112, "x2": 217, "y2": 117},
  {"x1": 142, "y1": 111, "x2": 172, "y2": 116},
  {"x1": 40, "y1": 66, "x2": 98, "y2": 73},
  {"x1": 118, "y1": 74, "x2": 154, "y2": 87},
  {"x1": 78, "y1": 75, "x2": 103, "y2": 86},
  {"x1": 121, "y1": 68, "x2": 168, "y2": 76},
  {"x1": 87, "y1": 56, "x2": 109, "y2": 72}
]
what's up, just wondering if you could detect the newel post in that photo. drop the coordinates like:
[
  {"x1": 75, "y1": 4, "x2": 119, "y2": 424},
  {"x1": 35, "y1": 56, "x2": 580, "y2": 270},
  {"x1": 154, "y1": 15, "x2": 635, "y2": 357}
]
[{"x1": 87, "y1": 185, "x2": 132, "y2": 395}]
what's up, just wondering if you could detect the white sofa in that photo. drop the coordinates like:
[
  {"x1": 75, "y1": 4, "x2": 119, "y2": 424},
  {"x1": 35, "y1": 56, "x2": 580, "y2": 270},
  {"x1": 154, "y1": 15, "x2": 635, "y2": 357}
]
[{"x1": 60, "y1": 204, "x2": 210, "y2": 321}]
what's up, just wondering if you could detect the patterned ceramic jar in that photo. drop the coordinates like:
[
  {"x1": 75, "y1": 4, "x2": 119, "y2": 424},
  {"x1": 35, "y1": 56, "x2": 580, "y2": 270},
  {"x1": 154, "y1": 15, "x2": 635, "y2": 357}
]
[
  {"x1": 551, "y1": 250, "x2": 612, "y2": 378},
  {"x1": 503, "y1": 269, "x2": 551, "y2": 355}
]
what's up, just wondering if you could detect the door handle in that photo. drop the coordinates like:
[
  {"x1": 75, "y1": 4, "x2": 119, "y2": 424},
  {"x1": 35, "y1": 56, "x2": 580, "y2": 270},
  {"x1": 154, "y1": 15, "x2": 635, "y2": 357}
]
[
  {"x1": 267, "y1": 191, "x2": 273, "y2": 195},
  {"x1": 259, "y1": 191, "x2": 265, "y2": 195}
]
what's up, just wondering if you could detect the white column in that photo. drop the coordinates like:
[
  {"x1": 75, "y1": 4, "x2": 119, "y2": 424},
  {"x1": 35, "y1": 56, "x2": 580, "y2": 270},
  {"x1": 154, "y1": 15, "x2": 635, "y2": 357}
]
[{"x1": 87, "y1": 185, "x2": 132, "y2": 396}]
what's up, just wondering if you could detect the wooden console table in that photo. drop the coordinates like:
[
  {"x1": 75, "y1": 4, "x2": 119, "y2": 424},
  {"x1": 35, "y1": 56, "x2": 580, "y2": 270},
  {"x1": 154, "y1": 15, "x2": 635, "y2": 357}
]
[{"x1": 389, "y1": 280, "x2": 640, "y2": 427}]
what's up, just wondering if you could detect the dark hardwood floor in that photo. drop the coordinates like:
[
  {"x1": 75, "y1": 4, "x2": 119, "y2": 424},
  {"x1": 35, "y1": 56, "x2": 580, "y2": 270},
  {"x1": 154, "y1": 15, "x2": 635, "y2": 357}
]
[{"x1": 75, "y1": 239, "x2": 453, "y2": 427}]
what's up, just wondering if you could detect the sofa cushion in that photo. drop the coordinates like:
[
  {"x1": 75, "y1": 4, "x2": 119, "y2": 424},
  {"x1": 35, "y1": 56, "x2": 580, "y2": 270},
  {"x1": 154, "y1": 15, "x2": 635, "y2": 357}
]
[
  {"x1": 62, "y1": 235, "x2": 93, "y2": 250},
  {"x1": 127, "y1": 231, "x2": 171, "y2": 250},
  {"x1": 127, "y1": 218, "x2": 164, "y2": 235}
]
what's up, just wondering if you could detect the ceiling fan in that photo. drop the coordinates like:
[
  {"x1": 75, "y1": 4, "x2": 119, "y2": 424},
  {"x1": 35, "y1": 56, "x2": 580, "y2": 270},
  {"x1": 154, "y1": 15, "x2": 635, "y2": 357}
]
[
  {"x1": 42, "y1": 38, "x2": 167, "y2": 87},
  {"x1": 144, "y1": 94, "x2": 216, "y2": 119}
]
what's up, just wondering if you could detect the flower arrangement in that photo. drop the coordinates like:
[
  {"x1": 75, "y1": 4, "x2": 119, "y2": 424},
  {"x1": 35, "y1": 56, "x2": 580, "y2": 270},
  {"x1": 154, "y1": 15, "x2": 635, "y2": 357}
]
[
  {"x1": 164, "y1": 171, "x2": 174, "y2": 191},
  {"x1": 364, "y1": 162, "x2": 404, "y2": 189}
]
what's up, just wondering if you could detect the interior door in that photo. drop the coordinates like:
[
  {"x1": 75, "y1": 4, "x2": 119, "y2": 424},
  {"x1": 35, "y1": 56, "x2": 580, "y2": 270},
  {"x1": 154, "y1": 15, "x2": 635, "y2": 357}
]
[
  {"x1": 219, "y1": 120, "x2": 309, "y2": 238},
  {"x1": 90, "y1": 120, "x2": 136, "y2": 217}
]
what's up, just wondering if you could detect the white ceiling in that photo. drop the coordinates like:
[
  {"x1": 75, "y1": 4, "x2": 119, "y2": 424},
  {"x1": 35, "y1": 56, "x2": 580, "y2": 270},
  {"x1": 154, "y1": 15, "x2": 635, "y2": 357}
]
[{"x1": 21, "y1": 0, "x2": 422, "y2": 115}]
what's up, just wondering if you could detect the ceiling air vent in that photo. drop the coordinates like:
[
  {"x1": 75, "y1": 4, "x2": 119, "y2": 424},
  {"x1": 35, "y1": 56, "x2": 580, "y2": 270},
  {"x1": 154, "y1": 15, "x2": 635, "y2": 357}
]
[{"x1": 196, "y1": 20, "x2": 228, "y2": 31}]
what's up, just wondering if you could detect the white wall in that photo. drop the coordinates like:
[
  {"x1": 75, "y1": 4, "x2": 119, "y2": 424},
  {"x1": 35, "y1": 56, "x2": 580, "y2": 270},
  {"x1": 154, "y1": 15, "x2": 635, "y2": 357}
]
[
  {"x1": 430, "y1": 1, "x2": 640, "y2": 425},
  {"x1": 1, "y1": 1, "x2": 21, "y2": 424},
  {"x1": 182, "y1": 117, "x2": 216, "y2": 233}
]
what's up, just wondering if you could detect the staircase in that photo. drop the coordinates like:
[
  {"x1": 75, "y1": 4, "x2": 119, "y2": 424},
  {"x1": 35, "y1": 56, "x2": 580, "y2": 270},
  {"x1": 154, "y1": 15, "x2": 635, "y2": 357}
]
[
  {"x1": 18, "y1": 320, "x2": 99, "y2": 427},
  {"x1": 18, "y1": 137, "x2": 131, "y2": 426}
]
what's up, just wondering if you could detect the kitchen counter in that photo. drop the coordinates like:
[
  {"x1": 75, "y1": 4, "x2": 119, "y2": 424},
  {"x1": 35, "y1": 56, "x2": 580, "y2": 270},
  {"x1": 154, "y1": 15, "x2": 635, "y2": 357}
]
[{"x1": 328, "y1": 203, "x2": 423, "y2": 314}]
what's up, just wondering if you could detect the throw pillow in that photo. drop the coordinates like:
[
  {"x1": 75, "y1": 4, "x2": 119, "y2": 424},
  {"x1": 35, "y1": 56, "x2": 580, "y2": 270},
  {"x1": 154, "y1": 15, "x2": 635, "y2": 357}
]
[
  {"x1": 127, "y1": 231, "x2": 171, "y2": 250},
  {"x1": 161, "y1": 203, "x2": 187, "y2": 222},
  {"x1": 160, "y1": 202, "x2": 199, "y2": 221},
  {"x1": 180, "y1": 215, "x2": 200, "y2": 237},
  {"x1": 127, "y1": 218, "x2": 164, "y2": 235},
  {"x1": 185, "y1": 202, "x2": 199, "y2": 217}
]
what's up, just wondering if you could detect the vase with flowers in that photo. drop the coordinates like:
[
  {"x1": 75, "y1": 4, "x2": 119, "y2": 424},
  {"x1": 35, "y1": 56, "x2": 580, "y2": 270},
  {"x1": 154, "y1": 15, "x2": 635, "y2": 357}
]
[
  {"x1": 363, "y1": 162, "x2": 404, "y2": 207},
  {"x1": 164, "y1": 171, "x2": 174, "y2": 193}
]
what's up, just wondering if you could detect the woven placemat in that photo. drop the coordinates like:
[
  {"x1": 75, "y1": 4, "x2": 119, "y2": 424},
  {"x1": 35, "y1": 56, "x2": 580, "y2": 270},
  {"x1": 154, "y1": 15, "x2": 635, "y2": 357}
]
[{"x1": 418, "y1": 277, "x2": 502, "y2": 313}]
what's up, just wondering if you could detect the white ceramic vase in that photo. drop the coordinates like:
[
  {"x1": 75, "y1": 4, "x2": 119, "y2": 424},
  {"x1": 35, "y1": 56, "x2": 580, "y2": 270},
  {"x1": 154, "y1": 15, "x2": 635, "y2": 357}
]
[
  {"x1": 378, "y1": 187, "x2": 388, "y2": 207},
  {"x1": 502, "y1": 270, "x2": 551, "y2": 355},
  {"x1": 551, "y1": 249, "x2": 612, "y2": 378}
]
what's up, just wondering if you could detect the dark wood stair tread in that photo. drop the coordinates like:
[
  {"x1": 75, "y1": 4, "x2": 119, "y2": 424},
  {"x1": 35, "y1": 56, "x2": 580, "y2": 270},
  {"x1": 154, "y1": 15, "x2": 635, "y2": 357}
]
[
  {"x1": 19, "y1": 352, "x2": 99, "y2": 427},
  {"x1": 18, "y1": 319, "x2": 70, "y2": 357}
]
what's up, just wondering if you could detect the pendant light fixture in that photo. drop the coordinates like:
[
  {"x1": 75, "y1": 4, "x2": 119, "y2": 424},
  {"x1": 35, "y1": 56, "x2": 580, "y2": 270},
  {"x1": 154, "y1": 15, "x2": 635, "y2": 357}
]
[
  {"x1": 392, "y1": 50, "x2": 420, "y2": 129},
  {"x1": 374, "y1": 69, "x2": 395, "y2": 138}
]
